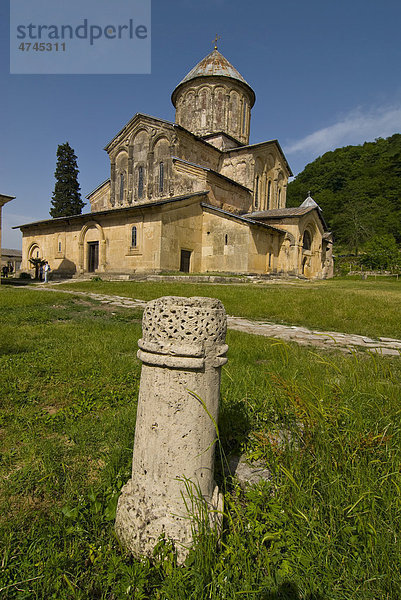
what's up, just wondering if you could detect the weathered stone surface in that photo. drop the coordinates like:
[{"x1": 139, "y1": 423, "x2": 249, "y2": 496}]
[
  {"x1": 227, "y1": 455, "x2": 272, "y2": 487},
  {"x1": 115, "y1": 296, "x2": 228, "y2": 562}
]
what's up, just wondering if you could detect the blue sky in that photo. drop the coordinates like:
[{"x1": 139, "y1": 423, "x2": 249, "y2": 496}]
[{"x1": 2, "y1": 0, "x2": 401, "y2": 248}]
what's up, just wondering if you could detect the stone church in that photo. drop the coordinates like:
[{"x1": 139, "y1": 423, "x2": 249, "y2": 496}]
[{"x1": 18, "y1": 48, "x2": 333, "y2": 279}]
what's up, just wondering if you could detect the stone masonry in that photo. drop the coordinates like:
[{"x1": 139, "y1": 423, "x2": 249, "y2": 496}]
[{"x1": 115, "y1": 296, "x2": 228, "y2": 562}]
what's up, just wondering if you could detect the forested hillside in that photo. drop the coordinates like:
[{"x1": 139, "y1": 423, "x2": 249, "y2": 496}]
[{"x1": 287, "y1": 134, "x2": 401, "y2": 253}]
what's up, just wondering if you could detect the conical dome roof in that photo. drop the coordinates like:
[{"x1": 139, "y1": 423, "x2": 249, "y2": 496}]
[{"x1": 172, "y1": 49, "x2": 255, "y2": 107}]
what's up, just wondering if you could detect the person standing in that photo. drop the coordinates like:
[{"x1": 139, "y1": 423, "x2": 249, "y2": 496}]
[{"x1": 44, "y1": 261, "x2": 51, "y2": 283}]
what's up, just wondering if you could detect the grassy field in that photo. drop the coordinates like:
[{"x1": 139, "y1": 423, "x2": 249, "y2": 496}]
[
  {"x1": 57, "y1": 277, "x2": 401, "y2": 340},
  {"x1": 1, "y1": 285, "x2": 401, "y2": 599}
]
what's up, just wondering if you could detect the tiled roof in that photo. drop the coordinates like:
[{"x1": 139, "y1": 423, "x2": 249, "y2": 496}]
[
  {"x1": 2, "y1": 248, "x2": 22, "y2": 257},
  {"x1": 246, "y1": 205, "x2": 330, "y2": 231},
  {"x1": 246, "y1": 207, "x2": 315, "y2": 218},
  {"x1": 172, "y1": 50, "x2": 255, "y2": 106},
  {"x1": 201, "y1": 203, "x2": 287, "y2": 234},
  {"x1": 14, "y1": 192, "x2": 209, "y2": 230}
]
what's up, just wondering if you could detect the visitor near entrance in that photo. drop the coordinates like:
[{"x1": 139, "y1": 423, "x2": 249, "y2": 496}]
[{"x1": 43, "y1": 261, "x2": 50, "y2": 283}]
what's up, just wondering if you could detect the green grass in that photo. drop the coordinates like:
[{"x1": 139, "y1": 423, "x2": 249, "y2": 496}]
[
  {"x1": 56, "y1": 277, "x2": 401, "y2": 340},
  {"x1": 1, "y1": 286, "x2": 401, "y2": 599}
]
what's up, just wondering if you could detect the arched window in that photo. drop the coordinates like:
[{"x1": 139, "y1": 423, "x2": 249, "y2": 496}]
[
  {"x1": 255, "y1": 175, "x2": 259, "y2": 209},
  {"x1": 119, "y1": 173, "x2": 124, "y2": 203},
  {"x1": 278, "y1": 188, "x2": 282, "y2": 205},
  {"x1": 242, "y1": 101, "x2": 247, "y2": 134},
  {"x1": 225, "y1": 234, "x2": 228, "y2": 245},
  {"x1": 58, "y1": 241, "x2": 62, "y2": 252},
  {"x1": 267, "y1": 180, "x2": 272, "y2": 206},
  {"x1": 159, "y1": 161, "x2": 164, "y2": 193},
  {"x1": 303, "y1": 230, "x2": 312, "y2": 251},
  {"x1": 138, "y1": 166, "x2": 144, "y2": 198},
  {"x1": 131, "y1": 226, "x2": 137, "y2": 248}
]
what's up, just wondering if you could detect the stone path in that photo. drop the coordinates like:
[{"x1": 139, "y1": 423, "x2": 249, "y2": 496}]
[
  {"x1": 227, "y1": 317, "x2": 401, "y2": 356},
  {"x1": 34, "y1": 286, "x2": 401, "y2": 356}
]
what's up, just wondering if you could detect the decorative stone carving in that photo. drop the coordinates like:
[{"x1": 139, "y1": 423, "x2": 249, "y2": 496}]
[{"x1": 115, "y1": 296, "x2": 228, "y2": 563}]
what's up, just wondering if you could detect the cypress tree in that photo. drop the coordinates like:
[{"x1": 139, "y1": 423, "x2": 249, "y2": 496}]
[{"x1": 50, "y1": 142, "x2": 85, "y2": 217}]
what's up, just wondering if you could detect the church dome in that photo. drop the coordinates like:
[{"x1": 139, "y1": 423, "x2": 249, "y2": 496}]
[
  {"x1": 172, "y1": 49, "x2": 255, "y2": 146},
  {"x1": 171, "y1": 49, "x2": 255, "y2": 108}
]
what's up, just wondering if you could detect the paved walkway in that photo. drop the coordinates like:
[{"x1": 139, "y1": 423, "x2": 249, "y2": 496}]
[{"x1": 35, "y1": 286, "x2": 401, "y2": 356}]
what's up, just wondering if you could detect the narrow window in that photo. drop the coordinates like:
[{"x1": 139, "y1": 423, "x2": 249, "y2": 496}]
[
  {"x1": 138, "y1": 166, "x2": 144, "y2": 199},
  {"x1": 268, "y1": 253, "x2": 272, "y2": 268},
  {"x1": 267, "y1": 180, "x2": 271, "y2": 207},
  {"x1": 36, "y1": 251, "x2": 39, "y2": 258},
  {"x1": 119, "y1": 173, "x2": 124, "y2": 203},
  {"x1": 225, "y1": 234, "x2": 228, "y2": 245},
  {"x1": 159, "y1": 161, "x2": 164, "y2": 193},
  {"x1": 255, "y1": 175, "x2": 259, "y2": 209},
  {"x1": 303, "y1": 230, "x2": 312, "y2": 251},
  {"x1": 131, "y1": 226, "x2": 137, "y2": 247},
  {"x1": 242, "y1": 101, "x2": 247, "y2": 134},
  {"x1": 278, "y1": 188, "x2": 282, "y2": 205},
  {"x1": 58, "y1": 241, "x2": 62, "y2": 252}
]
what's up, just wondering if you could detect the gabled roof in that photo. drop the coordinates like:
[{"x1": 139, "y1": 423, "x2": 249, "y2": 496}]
[
  {"x1": 2, "y1": 248, "x2": 22, "y2": 257},
  {"x1": 248, "y1": 207, "x2": 315, "y2": 218},
  {"x1": 172, "y1": 49, "x2": 255, "y2": 107},
  {"x1": 223, "y1": 139, "x2": 293, "y2": 177},
  {"x1": 246, "y1": 206, "x2": 329, "y2": 231},
  {"x1": 0, "y1": 194, "x2": 15, "y2": 206},
  {"x1": 86, "y1": 179, "x2": 110, "y2": 200},
  {"x1": 201, "y1": 203, "x2": 287, "y2": 235},
  {"x1": 172, "y1": 157, "x2": 253, "y2": 193},
  {"x1": 300, "y1": 192, "x2": 320, "y2": 210},
  {"x1": 103, "y1": 112, "x2": 223, "y2": 156},
  {"x1": 104, "y1": 112, "x2": 175, "y2": 153}
]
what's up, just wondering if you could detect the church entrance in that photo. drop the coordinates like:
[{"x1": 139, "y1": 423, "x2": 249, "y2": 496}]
[
  {"x1": 180, "y1": 249, "x2": 191, "y2": 273},
  {"x1": 88, "y1": 242, "x2": 99, "y2": 272}
]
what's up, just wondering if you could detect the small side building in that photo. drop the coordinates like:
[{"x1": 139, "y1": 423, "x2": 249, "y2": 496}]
[
  {"x1": 1, "y1": 249, "x2": 22, "y2": 273},
  {"x1": 0, "y1": 194, "x2": 15, "y2": 276}
]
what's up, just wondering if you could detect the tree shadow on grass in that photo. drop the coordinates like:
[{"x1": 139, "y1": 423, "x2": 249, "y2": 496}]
[
  {"x1": 262, "y1": 581, "x2": 325, "y2": 600},
  {"x1": 1, "y1": 278, "x2": 33, "y2": 286}
]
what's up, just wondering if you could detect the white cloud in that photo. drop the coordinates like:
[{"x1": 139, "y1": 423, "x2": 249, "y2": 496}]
[{"x1": 285, "y1": 105, "x2": 401, "y2": 158}]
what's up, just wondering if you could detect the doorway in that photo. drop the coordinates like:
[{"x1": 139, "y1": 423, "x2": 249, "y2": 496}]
[
  {"x1": 88, "y1": 242, "x2": 99, "y2": 272},
  {"x1": 180, "y1": 249, "x2": 191, "y2": 273}
]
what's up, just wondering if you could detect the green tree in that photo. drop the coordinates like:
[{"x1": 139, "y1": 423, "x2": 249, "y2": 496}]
[
  {"x1": 360, "y1": 234, "x2": 400, "y2": 271},
  {"x1": 287, "y1": 134, "x2": 401, "y2": 245},
  {"x1": 28, "y1": 257, "x2": 45, "y2": 280},
  {"x1": 50, "y1": 142, "x2": 84, "y2": 218}
]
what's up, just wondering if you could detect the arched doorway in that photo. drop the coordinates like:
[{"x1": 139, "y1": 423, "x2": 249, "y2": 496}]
[
  {"x1": 78, "y1": 222, "x2": 106, "y2": 274},
  {"x1": 27, "y1": 243, "x2": 42, "y2": 279}
]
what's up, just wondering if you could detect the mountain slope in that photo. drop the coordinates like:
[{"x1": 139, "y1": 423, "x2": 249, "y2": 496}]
[{"x1": 287, "y1": 134, "x2": 401, "y2": 251}]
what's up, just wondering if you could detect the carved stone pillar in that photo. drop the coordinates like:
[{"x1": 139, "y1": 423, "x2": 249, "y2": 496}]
[
  {"x1": 147, "y1": 151, "x2": 154, "y2": 199},
  {"x1": 99, "y1": 239, "x2": 107, "y2": 271},
  {"x1": 78, "y1": 241, "x2": 84, "y2": 274},
  {"x1": 110, "y1": 162, "x2": 116, "y2": 207},
  {"x1": 115, "y1": 296, "x2": 228, "y2": 563},
  {"x1": 128, "y1": 148, "x2": 134, "y2": 205}
]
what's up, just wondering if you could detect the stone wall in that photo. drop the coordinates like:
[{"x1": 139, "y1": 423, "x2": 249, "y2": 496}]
[
  {"x1": 220, "y1": 143, "x2": 289, "y2": 211},
  {"x1": 173, "y1": 77, "x2": 253, "y2": 146}
]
